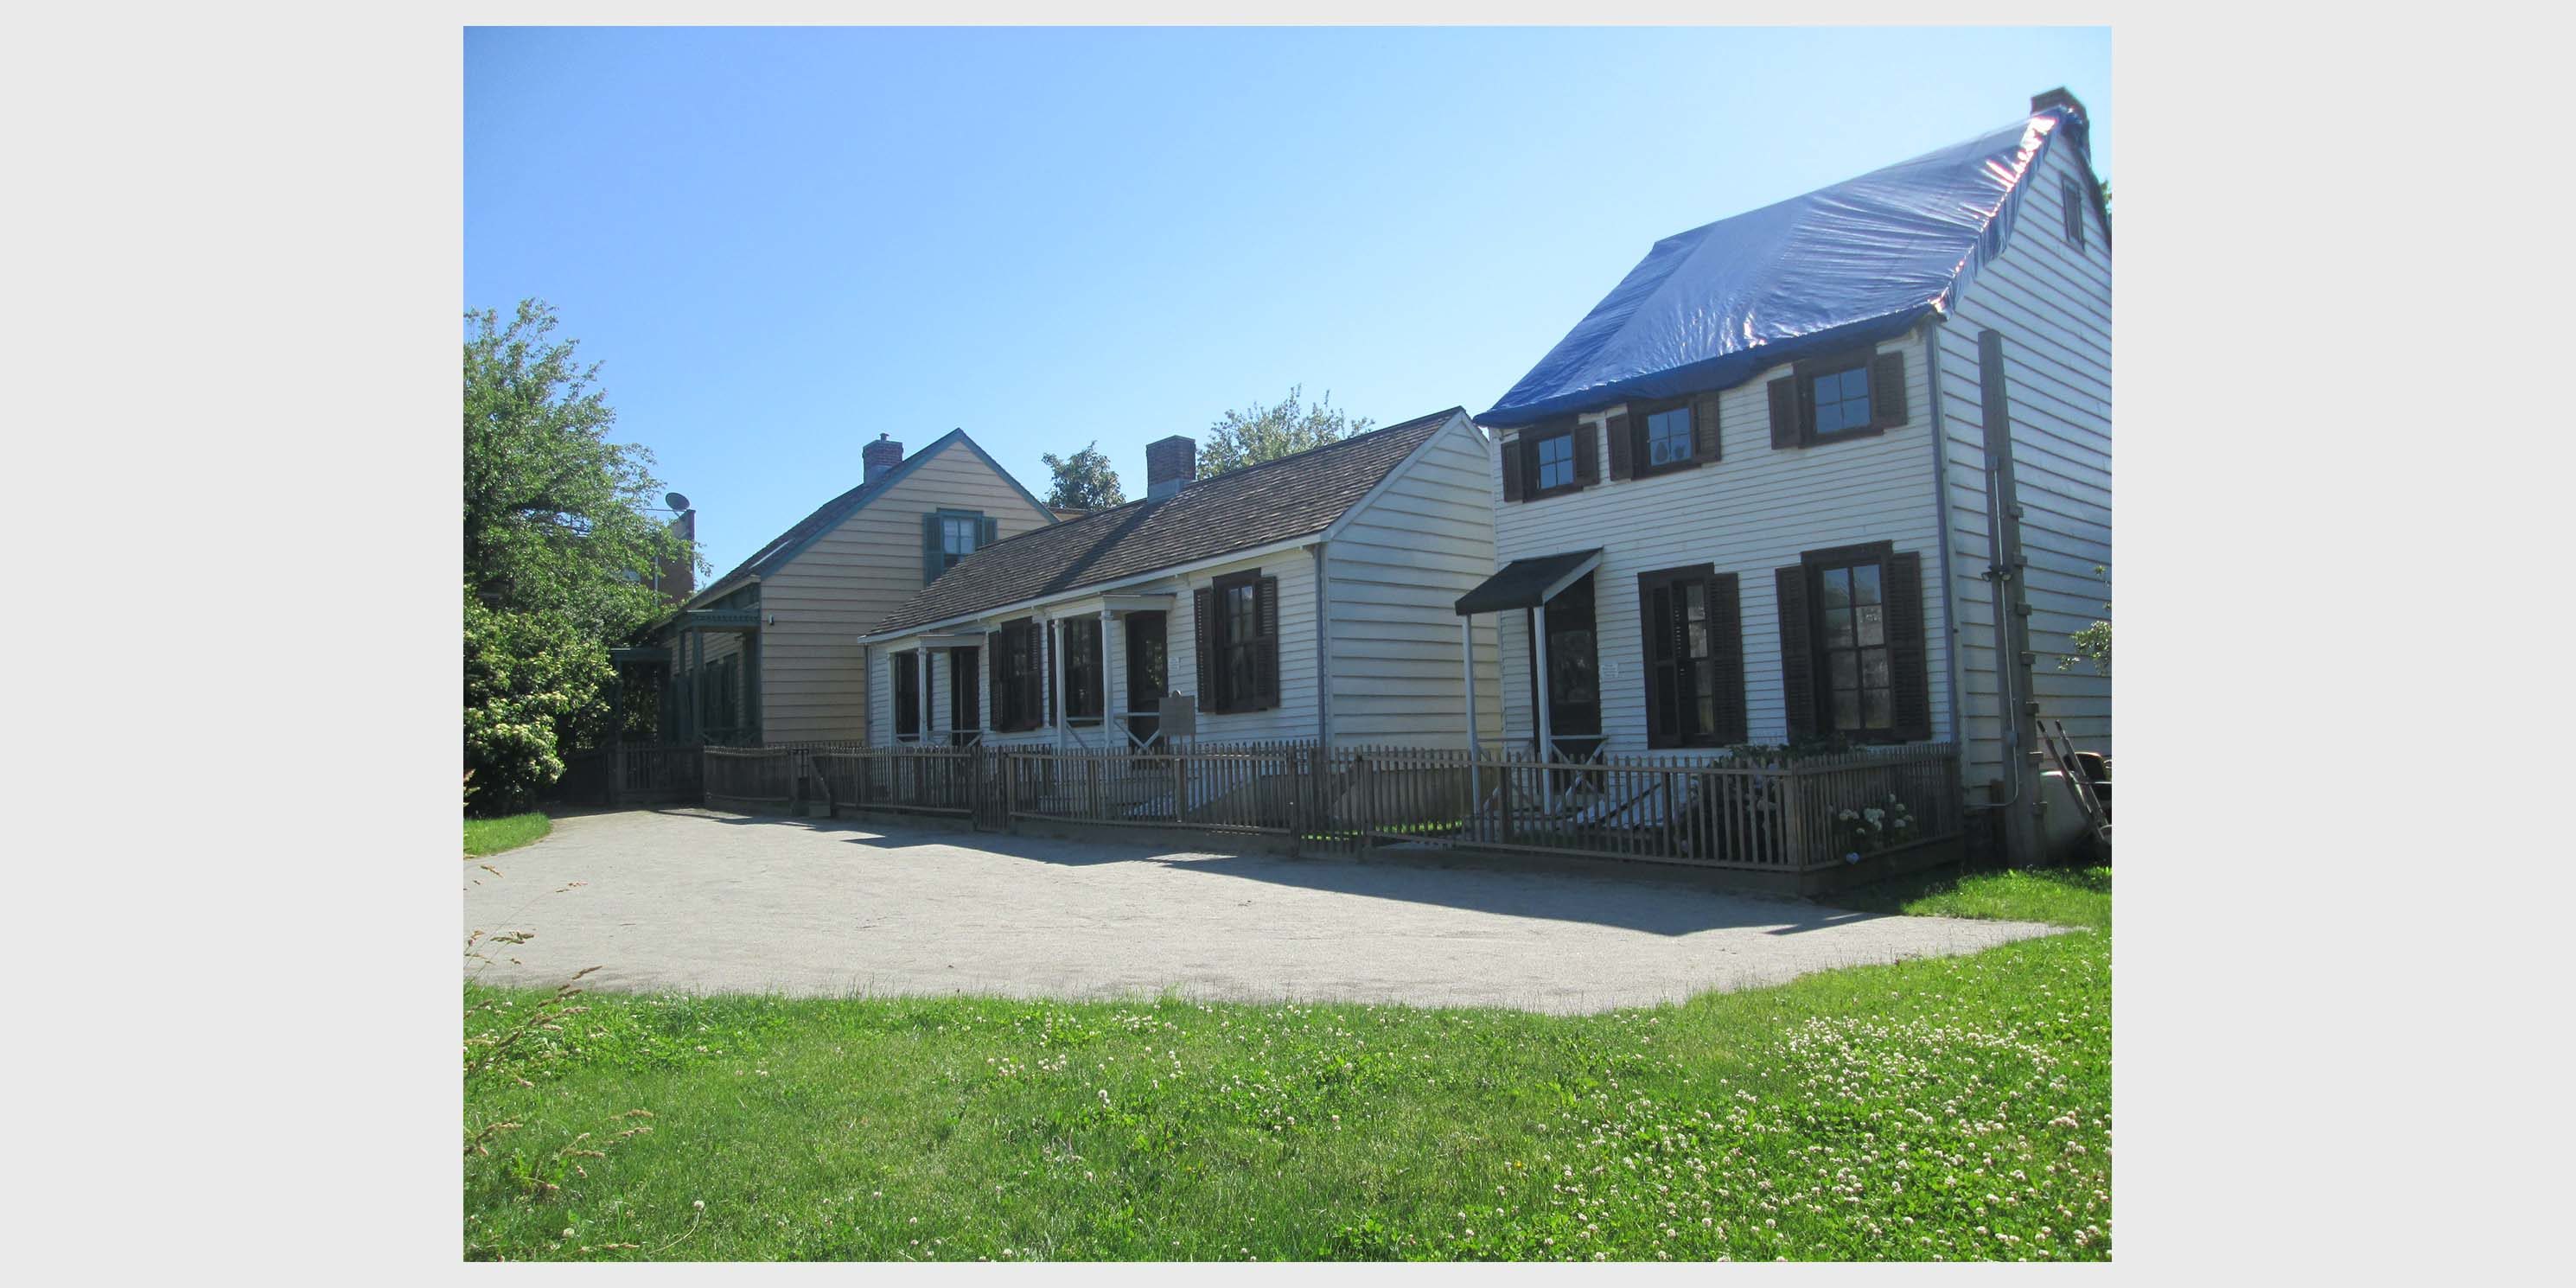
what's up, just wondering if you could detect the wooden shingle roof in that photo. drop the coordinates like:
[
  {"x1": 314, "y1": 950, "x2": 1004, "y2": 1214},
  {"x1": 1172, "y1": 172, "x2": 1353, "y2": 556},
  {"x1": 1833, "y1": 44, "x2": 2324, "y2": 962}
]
[{"x1": 864, "y1": 408, "x2": 1464, "y2": 636}]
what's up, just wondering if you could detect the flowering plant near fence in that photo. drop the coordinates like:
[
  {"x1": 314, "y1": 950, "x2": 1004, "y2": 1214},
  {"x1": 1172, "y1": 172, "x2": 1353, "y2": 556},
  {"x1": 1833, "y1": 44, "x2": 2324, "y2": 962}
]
[{"x1": 1834, "y1": 794, "x2": 1916, "y2": 864}]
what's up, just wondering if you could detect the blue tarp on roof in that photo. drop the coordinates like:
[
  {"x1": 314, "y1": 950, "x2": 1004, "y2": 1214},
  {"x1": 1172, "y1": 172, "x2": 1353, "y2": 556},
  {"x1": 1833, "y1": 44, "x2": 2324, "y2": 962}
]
[{"x1": 1481, "y1": 107, "x2": 2095, "y2": 428}]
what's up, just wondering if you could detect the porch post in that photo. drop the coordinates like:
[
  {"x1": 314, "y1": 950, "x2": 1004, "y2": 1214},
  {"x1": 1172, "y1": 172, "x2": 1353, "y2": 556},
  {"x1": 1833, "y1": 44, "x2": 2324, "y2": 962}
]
[
  {"x1": 1532, "y1": 603, "x2": 1554, "y2": 813},
  {"x1": 1051, "y1": 615, "x2": 1069, "y2": 754},
  {"x1": 916, "y1": 647, "x2": 931, "y2": 743},
  {"x1": 1100, "y1": 606, "x2": 1118, "y2": 750},
  {"x1": 689, "y1": 627, "x2": 705, "y2": 744},
  {"x1": 1461, "y1": 613, "x2": 1480, "y2": 817}
]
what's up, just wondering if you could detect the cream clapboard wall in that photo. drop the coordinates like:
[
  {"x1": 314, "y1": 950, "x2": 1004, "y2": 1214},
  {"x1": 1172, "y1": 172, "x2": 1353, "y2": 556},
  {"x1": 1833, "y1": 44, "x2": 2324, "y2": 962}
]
[
  {"x1": 758, "y1": 439, "x2": 1051, "y2": 743},
  {"x1": 1489, "y1": 330, "x2": 1950, "y2": 756},
  {"x1": 870, "y1": 548, "x2": 1321, "y2": 748},
  {"x1": 1935, "y1": 140, "x2": 2114, "y2": 787},
  {"x1": 1324, "y1": 415, "x2": 1502, "y2": 748}
]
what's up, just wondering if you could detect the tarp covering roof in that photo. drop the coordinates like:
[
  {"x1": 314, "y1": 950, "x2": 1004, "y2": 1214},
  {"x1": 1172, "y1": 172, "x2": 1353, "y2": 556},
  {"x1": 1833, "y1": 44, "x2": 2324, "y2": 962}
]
[
  {"x1": 1480, "y1": 105, "x2": 2096, "y2": 428},
  {"x1": 1454, "y1": 549, "x2": 1603, "y2": 615}
]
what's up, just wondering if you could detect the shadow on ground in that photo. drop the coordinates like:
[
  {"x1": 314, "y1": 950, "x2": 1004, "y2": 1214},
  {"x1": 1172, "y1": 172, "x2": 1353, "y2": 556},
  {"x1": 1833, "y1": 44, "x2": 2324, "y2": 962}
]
[{"x1": 650, "y1": 807, "x2": 1892, "y2": 938}]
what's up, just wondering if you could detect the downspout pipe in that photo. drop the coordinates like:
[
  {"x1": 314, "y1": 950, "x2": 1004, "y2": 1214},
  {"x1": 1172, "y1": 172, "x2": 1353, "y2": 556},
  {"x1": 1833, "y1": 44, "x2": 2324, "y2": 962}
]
[{"x1": 1922, "y1": 316, "x2": 1971, "y2": 772}]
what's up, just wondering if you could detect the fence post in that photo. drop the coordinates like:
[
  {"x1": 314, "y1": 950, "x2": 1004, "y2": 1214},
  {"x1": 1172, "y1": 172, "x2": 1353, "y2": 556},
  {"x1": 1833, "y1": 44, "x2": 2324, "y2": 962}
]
[
  {"x1": 1289, "y1": 747, "x2": 1308, "y2": 859},
  {"x1": 1782, "y1": 763, "x2": 1809, "y2": 870},
  {"x1": 1355, "y1": 753, "x2": 1374, "y2": 851}
]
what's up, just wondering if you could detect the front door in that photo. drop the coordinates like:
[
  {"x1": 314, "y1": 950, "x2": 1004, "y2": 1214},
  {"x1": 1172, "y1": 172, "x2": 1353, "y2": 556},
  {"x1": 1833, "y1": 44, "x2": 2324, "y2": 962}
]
[
  {"x1": 1125, "y1": 611, "x2": 1166, "y2": 748},
  {"x1": 1528, "y1": 572, "x2": 1604, "y2": 765}
]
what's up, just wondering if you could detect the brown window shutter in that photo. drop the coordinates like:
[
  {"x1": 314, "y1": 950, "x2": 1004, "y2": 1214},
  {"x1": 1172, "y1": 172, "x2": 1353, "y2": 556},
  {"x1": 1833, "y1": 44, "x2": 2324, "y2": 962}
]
[
  {"x1": 1500, "y1": 437, "x2": 1525, "y2": 502},
  {"x1": 1605, "y1": 411, "x2": 1633, "y2": 481},
  {"x1": 1691, "y1": 392, "x2": 1721, "y2": 462},
  {"x1": 1870, "y1": 351, "x2": 1909, "y2": 429},
  {"x1": 1044, "y1": 622, "x2": 1057, "y2": 725},
  {"x1": 1712, "y1": 571, "x2": 1746, "y2": 744},
  {"x1": 1775, "y1": 565, "x2": 1816, "y2": 742},
  {"x1": 1192, "y1": 586, "x2": 1215, "y2": 712},
  {"x1": 987, "y1": 632, "x2": 1006, "y2": 730},
  {"x1": 1768, "y1": 377, "x2": 1801, "y2": 450},
  {"x1": 1572, "y1": 420, "x2": 1599, "y2": 486},
  {"x1": 1253, "y1": 575, "x2": 1280, "y2": 709},
  {"x1": 1884, "y1": 551, "x2": 1932, "y2": 741},
  {"x1": 1636, "y1": 572, "x2": 1672, "y2": 747}
]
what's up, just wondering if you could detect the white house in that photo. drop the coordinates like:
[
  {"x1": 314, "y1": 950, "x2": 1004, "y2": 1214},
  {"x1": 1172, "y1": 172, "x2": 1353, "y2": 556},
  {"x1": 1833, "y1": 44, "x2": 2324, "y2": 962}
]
[
  {"x1": 1458, "y1": 90, "x2": 2111, "y2": 864},
  {"x1": 854, "y1": 409, "x2": 1503, "y2": 752}
]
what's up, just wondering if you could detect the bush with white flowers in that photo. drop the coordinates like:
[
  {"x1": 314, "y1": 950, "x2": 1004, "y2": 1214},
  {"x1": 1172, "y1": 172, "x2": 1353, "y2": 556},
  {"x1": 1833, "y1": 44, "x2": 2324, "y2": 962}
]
[{"x1": 1834, "y1": 794, "x2": 1916, "y2": 863}]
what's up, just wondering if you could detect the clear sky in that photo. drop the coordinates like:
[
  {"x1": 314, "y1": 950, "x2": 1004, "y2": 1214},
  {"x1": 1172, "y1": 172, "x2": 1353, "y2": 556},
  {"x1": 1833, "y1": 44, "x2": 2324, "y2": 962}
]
[{"x1": 465, "y1": 26, "x2": 2110, "y2": 579}]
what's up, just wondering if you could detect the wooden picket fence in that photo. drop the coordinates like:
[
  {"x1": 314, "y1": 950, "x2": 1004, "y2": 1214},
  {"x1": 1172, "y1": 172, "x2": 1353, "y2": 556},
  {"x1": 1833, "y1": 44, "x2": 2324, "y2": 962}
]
[{"x1": 563, "y1": 737, "x2": 1961, "y2": 874}]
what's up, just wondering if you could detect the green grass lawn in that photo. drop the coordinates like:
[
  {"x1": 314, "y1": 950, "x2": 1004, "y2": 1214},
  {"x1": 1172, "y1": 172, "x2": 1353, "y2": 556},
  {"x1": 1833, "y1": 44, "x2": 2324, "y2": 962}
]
[
  {"x1": 463, "y1": 864, "x2": 2108, "y2": 1262},
  {"x1": 464, "y1": 813, "x2": 552, "y2": 857}
]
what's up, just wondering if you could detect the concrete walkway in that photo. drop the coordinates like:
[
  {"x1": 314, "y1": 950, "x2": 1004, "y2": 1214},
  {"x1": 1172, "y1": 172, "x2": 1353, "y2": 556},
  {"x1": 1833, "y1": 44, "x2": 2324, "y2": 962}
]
[{"x1": 462, "y1": 809, "x2": 2065, "y2": 1016}]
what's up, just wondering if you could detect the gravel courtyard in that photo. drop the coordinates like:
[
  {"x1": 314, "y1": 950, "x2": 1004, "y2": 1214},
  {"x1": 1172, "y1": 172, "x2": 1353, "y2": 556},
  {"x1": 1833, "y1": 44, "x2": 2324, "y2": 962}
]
[{"x1": 463, "y1": 808, "x2": 2064, "y2": 1015}]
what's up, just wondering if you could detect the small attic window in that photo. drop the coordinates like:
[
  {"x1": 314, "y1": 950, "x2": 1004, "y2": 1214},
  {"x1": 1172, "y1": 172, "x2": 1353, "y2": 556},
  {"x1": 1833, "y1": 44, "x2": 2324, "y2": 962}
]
[{"x1": 2062, "y1": 175, "x2": 2087, "y2": 249}]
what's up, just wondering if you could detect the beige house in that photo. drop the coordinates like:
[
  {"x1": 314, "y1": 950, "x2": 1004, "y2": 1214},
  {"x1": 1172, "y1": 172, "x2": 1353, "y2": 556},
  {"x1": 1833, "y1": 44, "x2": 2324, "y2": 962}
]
[{"x1": 647, "y1": 430, "x2": 1055, "y2": 744}]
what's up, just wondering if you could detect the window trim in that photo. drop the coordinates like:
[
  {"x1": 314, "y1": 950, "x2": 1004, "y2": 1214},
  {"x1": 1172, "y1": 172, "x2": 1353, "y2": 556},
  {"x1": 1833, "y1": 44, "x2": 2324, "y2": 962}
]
[
  {"x1": 1800, "y1": 541, "x2": 1901, "y2": 745},
  {"x1": 2061, "y1": 175, "x2": 2087, "y2": 249}
]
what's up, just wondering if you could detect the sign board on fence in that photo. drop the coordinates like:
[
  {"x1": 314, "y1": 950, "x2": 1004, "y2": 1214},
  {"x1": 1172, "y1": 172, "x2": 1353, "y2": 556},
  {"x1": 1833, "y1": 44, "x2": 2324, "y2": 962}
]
[{"x1": 1160, "y1": 692, "x2": 1196, "y2": 739}]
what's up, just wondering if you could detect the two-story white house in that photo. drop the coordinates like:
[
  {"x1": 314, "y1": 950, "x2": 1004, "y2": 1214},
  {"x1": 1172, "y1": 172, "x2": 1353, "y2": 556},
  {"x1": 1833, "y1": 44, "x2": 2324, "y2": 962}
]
[
  {"x1": 854, "y1": 409, "x2": 1503, "y2": 753},
  {"x1": 1456, "y1": 91, "x2": 2111, "y2": 864}
]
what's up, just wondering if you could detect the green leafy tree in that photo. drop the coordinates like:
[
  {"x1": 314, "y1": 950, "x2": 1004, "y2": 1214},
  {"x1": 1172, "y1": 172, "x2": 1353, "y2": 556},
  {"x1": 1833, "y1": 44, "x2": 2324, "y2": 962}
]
[
  {"x1": 462, "y1": 300, "x2": 698, "y2": 813},
  {"x1": 1198, "y1": 385, "x2": 1374, "y2": 475},
  {"x1": 2060, "y1": 564, "x2": 2110, "y2": 677},
  {"x1": 1041, "y1": 440, "x2": 1125, "y2": 510},
  {"x1": 464, "y1": 299, "x2": 694, "y2": 636}
]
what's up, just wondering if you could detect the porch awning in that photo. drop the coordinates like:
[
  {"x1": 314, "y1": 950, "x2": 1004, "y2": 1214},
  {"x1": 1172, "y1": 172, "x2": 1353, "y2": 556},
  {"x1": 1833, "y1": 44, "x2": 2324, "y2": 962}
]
[{"x1": 1454, "y1": 548, "x2": 1602, "y2": 615}]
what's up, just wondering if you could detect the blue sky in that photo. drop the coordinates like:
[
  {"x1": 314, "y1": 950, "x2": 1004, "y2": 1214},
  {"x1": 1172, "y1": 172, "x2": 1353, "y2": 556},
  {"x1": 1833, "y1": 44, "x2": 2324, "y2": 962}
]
[{"x1": 466, "y1": 26, "x2": 2109, "y2": 578}]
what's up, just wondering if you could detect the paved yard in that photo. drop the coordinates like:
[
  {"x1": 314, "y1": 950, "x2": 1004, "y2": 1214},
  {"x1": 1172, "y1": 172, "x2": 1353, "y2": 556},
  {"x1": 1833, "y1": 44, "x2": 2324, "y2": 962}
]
[{"x1": 463, "y1": 809, "x2": 2065, "y2": 1015}]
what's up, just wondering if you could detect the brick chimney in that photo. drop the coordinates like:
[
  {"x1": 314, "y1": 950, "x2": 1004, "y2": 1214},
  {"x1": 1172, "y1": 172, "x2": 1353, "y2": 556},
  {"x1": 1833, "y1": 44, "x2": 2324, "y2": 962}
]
[
  {"x1": 2031, "y1": 86, "x2": 2087, "y2": 120},
  {"x1": 1146, "y1": 434, "x2": 1196, "y2": 500},
  {"x1": 864, "y1": 433, "x2": 903, "y2": 484}
]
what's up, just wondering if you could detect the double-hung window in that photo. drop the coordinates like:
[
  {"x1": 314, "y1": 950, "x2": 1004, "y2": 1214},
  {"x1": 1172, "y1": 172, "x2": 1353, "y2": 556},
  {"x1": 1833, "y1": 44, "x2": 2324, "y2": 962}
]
[
  {"x1": 1197, "y1": 571, "x2": 1278, "y2": 712},
  {"x1": 1643, "y1": 405, "x2": 1693, "y2": 468},
  {"x1": 1813, "y1": 556, "x2": 1892, "y2": 736},
  {"x1": 940, "y1": 515, "x2": 979, "y2": 571},
  {"x1": 1809, "y1": 360, "x2": 1874, "y2": 437},
  {"x1": 1532, "y1": 428, "x2": 1577, "y2": 493}
]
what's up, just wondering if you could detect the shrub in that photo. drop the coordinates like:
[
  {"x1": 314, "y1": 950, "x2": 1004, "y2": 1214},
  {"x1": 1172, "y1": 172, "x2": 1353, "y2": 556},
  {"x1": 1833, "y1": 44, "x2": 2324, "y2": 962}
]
[{"x1": 464, "y1": 595, "x2": 613, "y2": 816}]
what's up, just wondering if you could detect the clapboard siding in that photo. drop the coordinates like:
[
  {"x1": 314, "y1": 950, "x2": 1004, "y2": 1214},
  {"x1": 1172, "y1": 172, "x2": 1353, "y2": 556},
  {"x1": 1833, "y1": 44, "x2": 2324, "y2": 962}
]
[
  {"x1": 1326, "y1": 415, "x2": 1502, "y2": 747},
  {"x1": 1940, "y1": 139, "x2": 2114, "y2": 787},
  {"x1": 871, "y1": 549, "x2": 1322, "y2": 749},
  {"x1": 1490, "y1": 331, "x2": 1950, "y2": 756},
  {"x1": 760, "y1": 441, "x2": 1050, "y2": 742}
]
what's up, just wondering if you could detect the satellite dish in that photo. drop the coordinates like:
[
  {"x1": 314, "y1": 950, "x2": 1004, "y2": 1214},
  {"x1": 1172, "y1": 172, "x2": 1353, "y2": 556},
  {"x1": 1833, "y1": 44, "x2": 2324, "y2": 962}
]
[{"x1": 664, "y1": 492, "x2": 691, "y2": 512}]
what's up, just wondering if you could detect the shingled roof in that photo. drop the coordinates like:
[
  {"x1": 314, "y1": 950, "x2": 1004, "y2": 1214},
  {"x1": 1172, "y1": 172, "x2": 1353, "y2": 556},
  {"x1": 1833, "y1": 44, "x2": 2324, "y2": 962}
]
[
  {"x1": 864, "y1": 408, "x2": 1465, "y2": 637},
  {"x1": 683, "y1": 430, "x2": 1048, "y2": 609}
]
